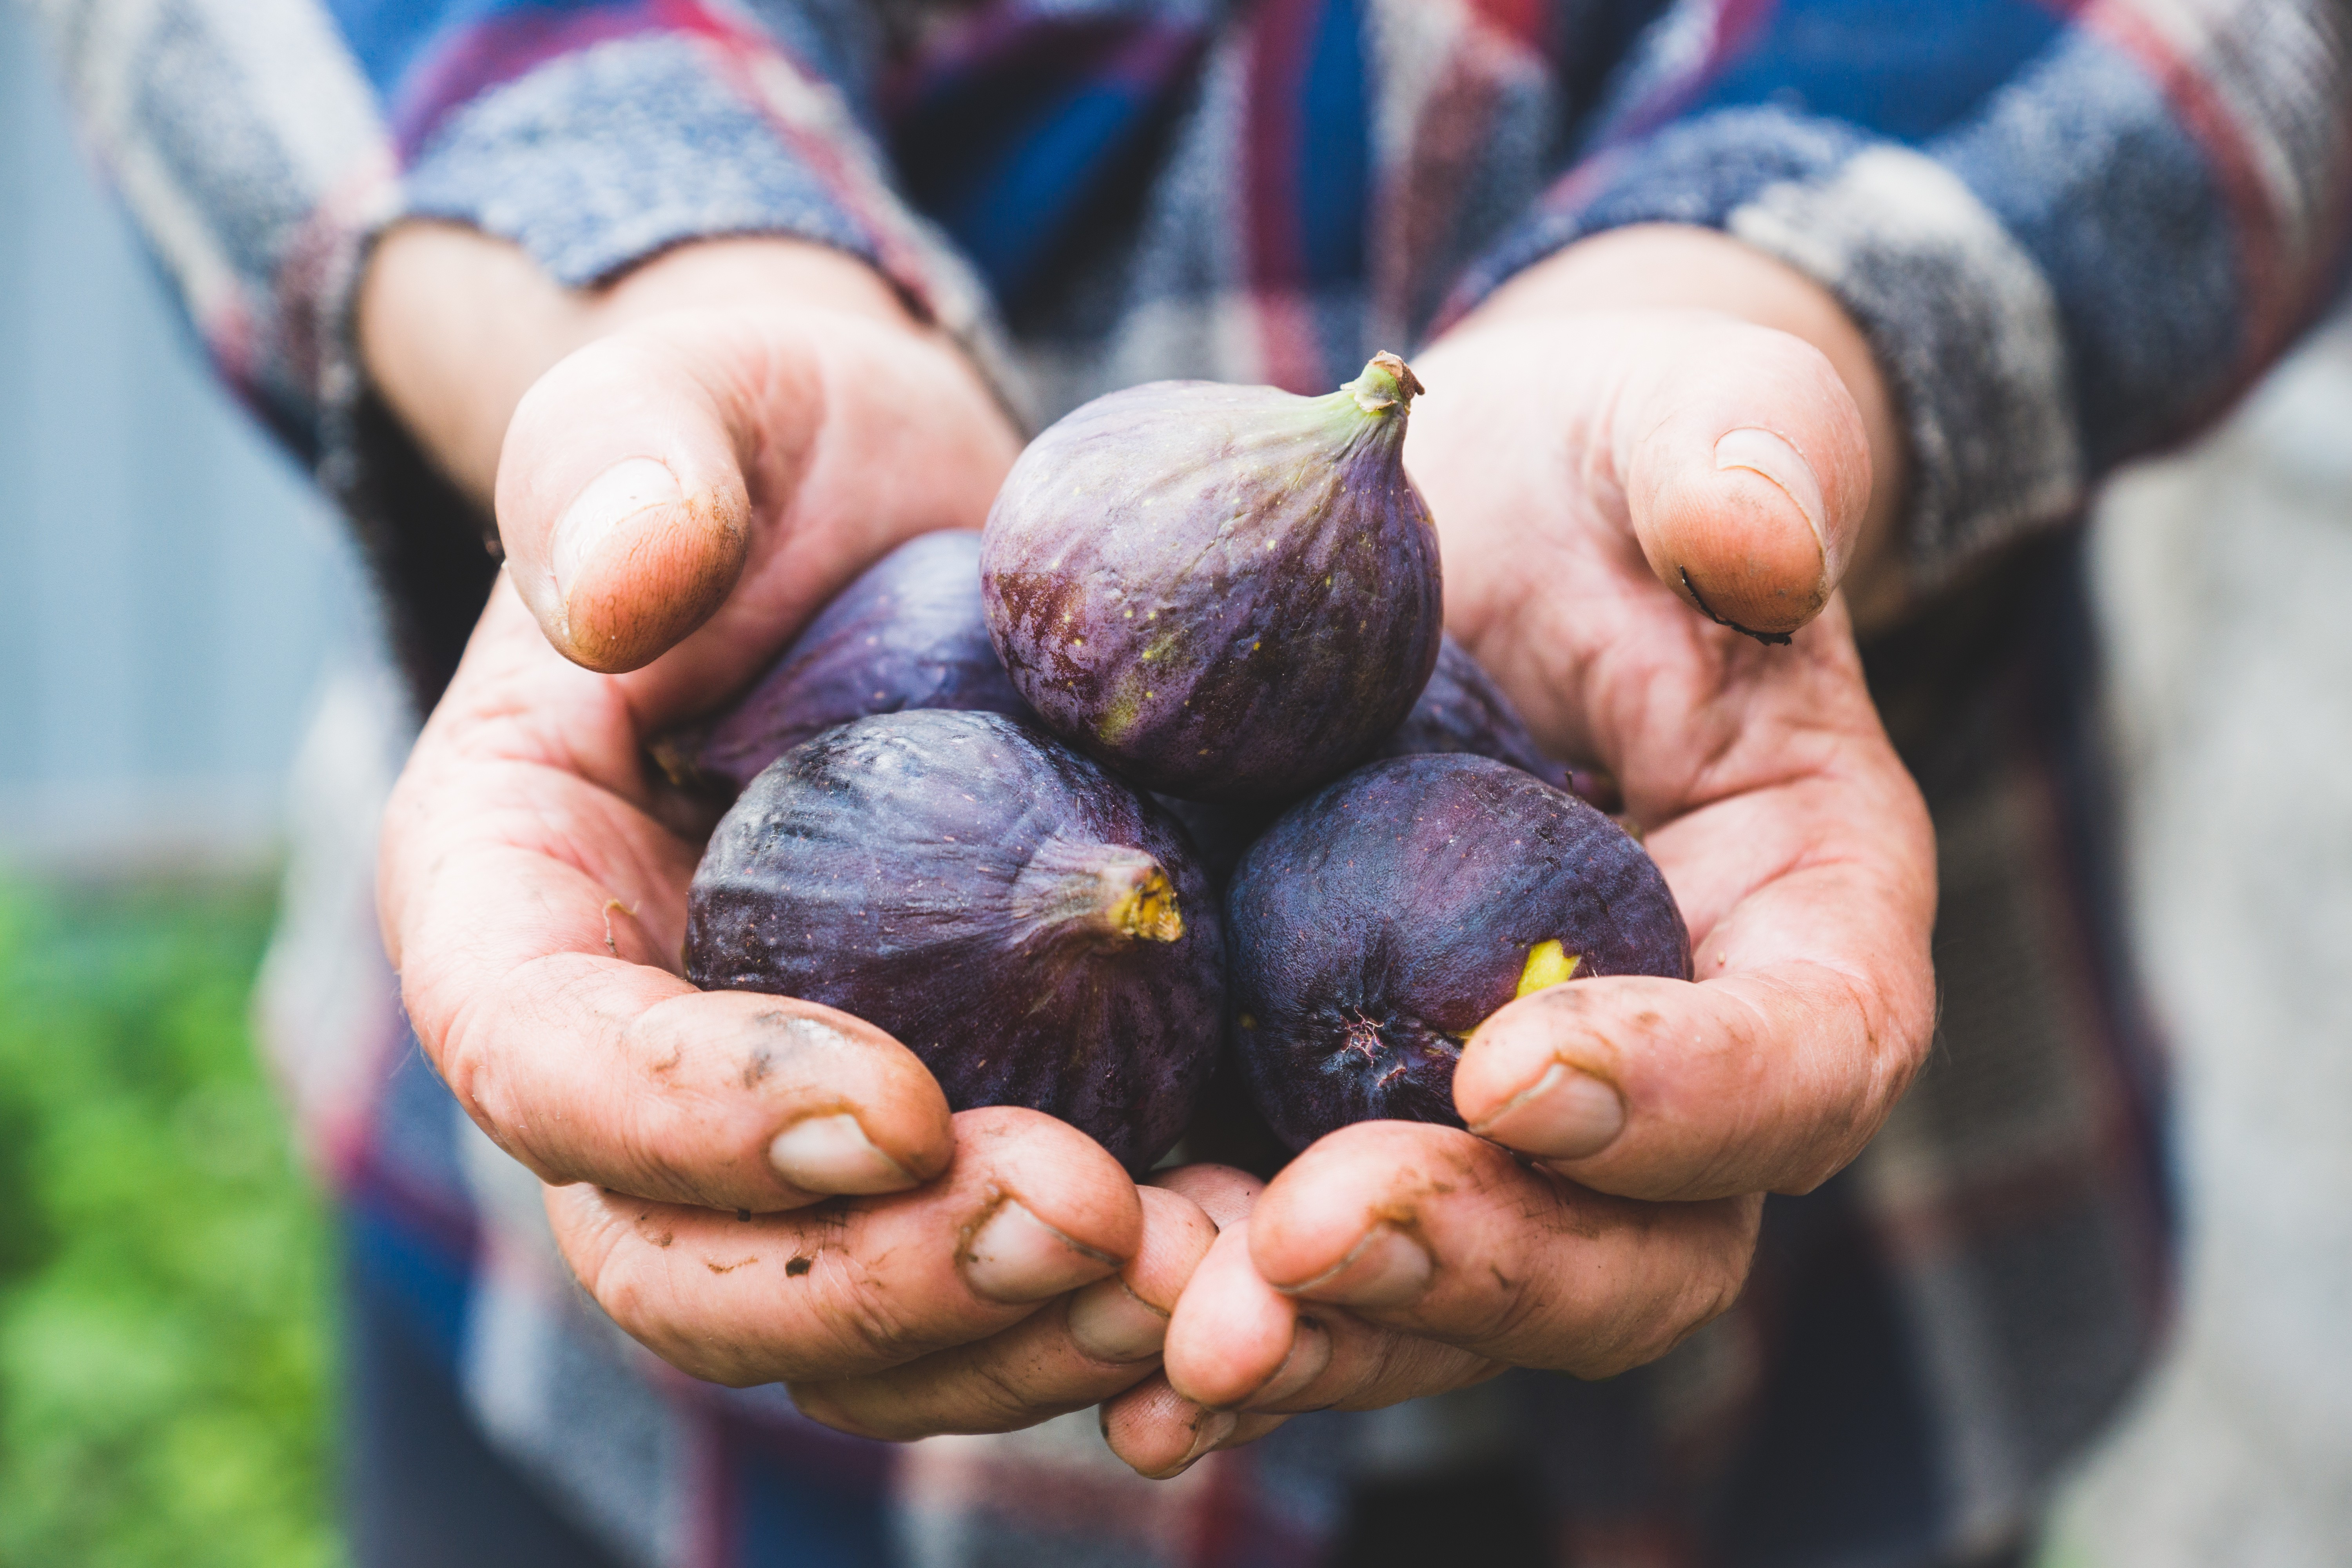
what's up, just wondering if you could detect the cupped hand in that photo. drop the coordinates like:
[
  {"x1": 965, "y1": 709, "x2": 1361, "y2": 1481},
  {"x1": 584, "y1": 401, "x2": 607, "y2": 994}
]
[
  {"x1": 1102, "y1": 230, "x2": 1939, "y2": 1475},
  {"x1": 369, "y1": 233, "x2": 1214, "y2": 1432}
]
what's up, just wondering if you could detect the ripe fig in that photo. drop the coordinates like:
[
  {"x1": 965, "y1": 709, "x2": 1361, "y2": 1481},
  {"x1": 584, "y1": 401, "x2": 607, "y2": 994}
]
[
  {"x1": 981, "y1": 352, "x2": 1443, "y2": 803},
  {"x1": 1227, "y1": 754, "x2": 1690, "y2": 1151},
  {"x1": 1156, "y1": 636, "x2": 1610, "y2": 886},
  {"x1": 686, "y1": 710, "x2": 1223, "y2": 1173},
  {"x1": 1144, "y1": 795, "x2": 1275, "y2": 888},
  {"x1": 656, "y1": 532, "x2": 1031, "y2": 794},
  {"x1": 1374, "y1": 633, "x2": 1615, "y2": 809}
]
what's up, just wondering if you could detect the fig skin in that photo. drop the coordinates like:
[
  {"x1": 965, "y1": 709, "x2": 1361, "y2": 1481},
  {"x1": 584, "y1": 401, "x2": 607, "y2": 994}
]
[
  {"x1": 1226, "y1": 754, "x2": 1691, "y2": 1152},
  {"x1": 1374, "y1": 633, "x2": 1616, "y2": 809},
  {"x1": 1161, "y1": 635, "x2": 1609, "y2": 886},
  {"x1": 686, "y1": 710, "x2": 1224, "y2": 1173},
  {"x1": 656, "y1": 532, "x2": 1032, "y2": 794},
  {"x1": 981, "y1": 352, "x2": 1444, "y2": 804}
]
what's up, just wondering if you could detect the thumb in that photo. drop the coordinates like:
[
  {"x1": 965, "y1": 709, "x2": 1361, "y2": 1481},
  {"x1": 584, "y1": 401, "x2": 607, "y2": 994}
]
[
  {"x1": 1616, "y1": 319, "x2": 1875, "y2": 642},
  {"x1": 494, "y1": 312, "x2": 779, "y2": 673}
]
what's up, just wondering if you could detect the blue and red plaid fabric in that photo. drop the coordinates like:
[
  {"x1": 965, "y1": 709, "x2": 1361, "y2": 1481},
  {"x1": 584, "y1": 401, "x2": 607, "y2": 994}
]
[{"x1": 24, "y1": 1, "x2": 2352, "y2": 1564}]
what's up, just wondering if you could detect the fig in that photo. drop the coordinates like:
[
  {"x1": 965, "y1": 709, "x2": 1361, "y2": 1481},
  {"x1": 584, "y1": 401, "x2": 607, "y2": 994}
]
[
  {"x1": 981, "y1": 352, "x2": 1444, "y2": 803},
  {"x1": 656, "y1": 532, "x2": 1031, "y2": 794},
  {"x1": 1373, "y1": 633, "x2": 1615, "y2": 808},
  {"x1": 1226, "y1": 754, "x2": 1690, "y2": 1151},
  {"x1": 685, "y1": 710, "x2": 1224, "y2": 1172},
  {"x1": 1149, "y1": 795, "x2": 1278, "y2": 888},
  {"x1": 1157, "y1": 637, "x2": 1607, "y2": 886}
]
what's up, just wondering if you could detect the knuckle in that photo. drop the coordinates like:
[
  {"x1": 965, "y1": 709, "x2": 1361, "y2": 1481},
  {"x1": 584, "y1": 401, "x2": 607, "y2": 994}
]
[
  {"x1": 1474, "y1": 1268, "x2": 1553, "y2": 1349},
  {"x1": 821, "y1": 1256, "x2": 934, "y2": 1370},
  {"x1": 960, "y1": 1356, "x2": 1056, "y2": 1433}
]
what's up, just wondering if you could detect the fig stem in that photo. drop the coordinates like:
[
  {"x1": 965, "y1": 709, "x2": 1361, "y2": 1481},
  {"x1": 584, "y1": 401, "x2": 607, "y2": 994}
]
[
  {"x1": 1104, "y1": 868, "x2": 1184, "y2": 943},
  {"x1": 1011, "y1": 840, "x2": 1185, "y2": 945},
  {"x1": 1344, "y1": 351, "x2": 1425, "y2": 417}
]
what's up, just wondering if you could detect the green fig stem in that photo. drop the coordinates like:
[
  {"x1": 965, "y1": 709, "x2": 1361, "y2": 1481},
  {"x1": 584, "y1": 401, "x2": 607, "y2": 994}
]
[
  {"x1": 1012, "y1": 838, "x2": 1184, "y2": 946},
  {"x1": 1342, "y1": 351, "x2": 1425, "y2": 417}
]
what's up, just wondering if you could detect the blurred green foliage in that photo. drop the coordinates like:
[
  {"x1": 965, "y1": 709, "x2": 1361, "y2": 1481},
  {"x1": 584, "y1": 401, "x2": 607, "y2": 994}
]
[{"x1": 0, "y1": 878, "x2": 340, "y2": 1568}]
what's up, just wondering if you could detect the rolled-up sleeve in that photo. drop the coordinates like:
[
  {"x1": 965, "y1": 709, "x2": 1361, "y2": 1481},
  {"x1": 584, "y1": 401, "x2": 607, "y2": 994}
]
[
  {"x1": 1448, "y1": 0, "x2": 2352, "y2": 592},
  {"x1": 25, "y1": 0, "x2": 1001, "y2": 702}
]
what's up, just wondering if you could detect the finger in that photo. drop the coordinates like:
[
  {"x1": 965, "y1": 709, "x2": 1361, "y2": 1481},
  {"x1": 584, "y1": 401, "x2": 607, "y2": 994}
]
[
  {"x1": 1161, "y1": 1215, "x2": 1501, "y2": 1416},
  {"x1": 1159, "y1": 1220, "x2": 1300, "y2": 1409},
  {"x1": 494, "y1": 308, "x2": 1017, "y2": 686},
  {"x1": 1613, "y1": 316, "x2": 1875, "y2": 640},
  {"x1": 384, "y1": 592, "x2": 956, "y2": 1210},
  {"x1": 548, "y1": 1106, "x2": 1140, "y2": 1386},
  {"x1": 1246, "y1": 1123, "x2": 1759, "y2": 1377},
  {"x1": 1099, "y1": 1374, "x2": 1289, "y2": 1480},
  {"x1": 497, "y1": 317, "x2": 759, "y2": 672},
  {"x1": 1452, "y1": 708, "x2": 1936, "y2": 1200},
  {"x1": 1147, "y1": 1163, "x2": 1264, "y2": 1230},
  {"x1": 789, "y1": 1186, "x2": 1218, "y2": 1439}
]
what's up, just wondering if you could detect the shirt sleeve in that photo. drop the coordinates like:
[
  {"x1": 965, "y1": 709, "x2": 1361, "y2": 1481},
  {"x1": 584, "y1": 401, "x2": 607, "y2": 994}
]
[
  {"x1": 23, "y1": 0, "x2": 1005, "y2": 705},
  {"x1": 1447, "y1": 0, "x2": 2352, "y2": 595}
]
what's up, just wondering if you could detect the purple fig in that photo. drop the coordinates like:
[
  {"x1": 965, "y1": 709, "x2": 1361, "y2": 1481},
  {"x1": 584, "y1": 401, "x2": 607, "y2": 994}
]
[
  {"x1": 655, "y1": 532, "x2": 1032, "y2": 794},
  {"x1": 981, "y1": 352, "x2": 1443, "y2": 803},
  {"x1": 1226, "y1": 754, "x2": 1690, "y2": 1151},
  {"x1": 1160, "y1": 636, "x2": 1608, "y2": 886},
  {"x1": 686, "y1": 710, "x2": 1223, "y2": 1173},
  {"x1": 1374, "y1": 633, "x2": 1621, "y2": 811},
  {"x1": 1151, "y1": 794, "x2": 1279, "y2": 888}
]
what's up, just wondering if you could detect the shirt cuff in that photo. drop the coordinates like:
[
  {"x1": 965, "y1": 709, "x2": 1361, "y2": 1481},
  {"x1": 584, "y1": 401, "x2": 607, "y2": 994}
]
[{"x1": 397, "y1": 30, "x2": 1009, "y2": 387}]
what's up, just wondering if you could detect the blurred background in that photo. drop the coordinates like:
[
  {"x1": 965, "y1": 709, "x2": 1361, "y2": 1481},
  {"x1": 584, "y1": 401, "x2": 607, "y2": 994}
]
[
  {"x1": 1, "y1": 0, "x2": 2346, "y2": 1562},
  {"x1": 0, "y1": 4, "x2": 356, "y2": 1563}
]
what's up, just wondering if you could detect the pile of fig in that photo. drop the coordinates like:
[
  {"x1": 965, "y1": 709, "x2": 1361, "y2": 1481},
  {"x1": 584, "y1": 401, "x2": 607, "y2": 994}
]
[{"x1": 678, "y1": 354, "x2": 1689, "y2": 1173}]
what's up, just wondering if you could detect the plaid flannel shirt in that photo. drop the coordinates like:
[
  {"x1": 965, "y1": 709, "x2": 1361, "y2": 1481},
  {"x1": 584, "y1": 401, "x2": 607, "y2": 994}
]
[{"x1": 23, "y1": 0, "x2": 2352, "y2": 1563}]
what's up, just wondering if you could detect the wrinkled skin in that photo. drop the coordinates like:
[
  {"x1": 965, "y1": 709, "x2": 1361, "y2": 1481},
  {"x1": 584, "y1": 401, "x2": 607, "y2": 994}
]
[
  {"x1": 1228, "y1": 755, "x2": 1690, "y2": 1149},
  {"x1": 688, "y1": 710, "x2": 1225, "y2": 1173},
  {"x1": 655, "y1": 530, "x2": 1033, "y2": 793},
  {"x1": 364, "y1": 224, "x2": 1934, "y2": 1470},
  {"x1": 982, "y1": 359, "x2": 1443, "y2": 803}
]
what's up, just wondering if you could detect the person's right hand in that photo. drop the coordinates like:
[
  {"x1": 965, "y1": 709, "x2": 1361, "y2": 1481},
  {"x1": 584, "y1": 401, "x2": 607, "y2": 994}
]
[{"x1": 367, "y1": 230, "x2": 1218, "y2": 1434}]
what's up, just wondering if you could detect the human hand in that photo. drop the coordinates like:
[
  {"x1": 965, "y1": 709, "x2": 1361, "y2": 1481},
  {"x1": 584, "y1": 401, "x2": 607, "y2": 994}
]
[
  {"x1": 367, "y1": 231, "x2": 1214, "y2": 1431},
  {"x1": 1099, "y1": 227, "x2": 1939, "y2": 1475}
]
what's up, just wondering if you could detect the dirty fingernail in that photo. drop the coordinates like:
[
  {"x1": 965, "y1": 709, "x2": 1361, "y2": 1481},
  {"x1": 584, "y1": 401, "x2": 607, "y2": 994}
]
[
  {"x1": 768, "y1": 1112, "x2": 916, "y2": 1196},
  {"x1": 552, "y1": 457, "x2": 681, "y2": 603},
  {"x1": 962, "y1": 1199, "x2": 1117, "y2": 1303},
  {"x1": 1715, "y1": 428, "x2": 1831, "y2": 572},
  {"x1": 1471, "y1": 1062, "x2": 1626, "y2": 1162},
  {"x1": 1067, "y1": 1278, "x2": 1170, "y2": 1363},
  {"x1": 1245, "y1": 1318, "x2": 1332, "y2": 1410},
  {"x1": 1279, "y1": 1223, "x2": 1433, "y2": 1309}
]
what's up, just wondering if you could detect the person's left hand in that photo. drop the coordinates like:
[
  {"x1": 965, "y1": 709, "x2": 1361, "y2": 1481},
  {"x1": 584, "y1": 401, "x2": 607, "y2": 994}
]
[{"x1": 1095, "y1": 230, "x2": 1940, "y2": 1476}]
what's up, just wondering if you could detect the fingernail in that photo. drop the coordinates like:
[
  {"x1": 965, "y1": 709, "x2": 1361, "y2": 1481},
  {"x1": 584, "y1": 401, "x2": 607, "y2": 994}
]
[
  {"x1": 767, "y1": 1113, "x2": 916, "y2": 1196},
  {"x1": 962, "y1": 1200, "x2": 1117, "y2": 1303},
  {"x1": 1244, "y1": 1318, "x2": 1332, "y2": 1410},
  {"x1": 1279, "y1": 1223, "x2": 1433, "y2": 1309},
  {"x1": 1715, "y1": 428, "x2": 1833, "y2": 574},
  {"x1": 1470, "y1": 1062, "x2": 1625, "y2": 1161},
  {"x1": 1149, "y1": 1407, "x2": 1238, "y2": 1478},
  {"x1": 553, "y1": 457, "x2": 681, "y2": 602},
  {"x1": 1067, "y1": 1278, "x2": 1169, "y2": 1362}
]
